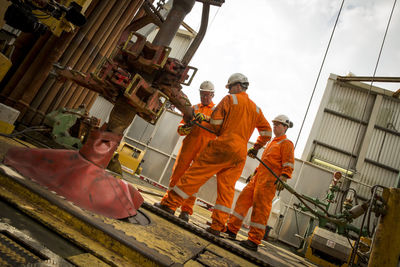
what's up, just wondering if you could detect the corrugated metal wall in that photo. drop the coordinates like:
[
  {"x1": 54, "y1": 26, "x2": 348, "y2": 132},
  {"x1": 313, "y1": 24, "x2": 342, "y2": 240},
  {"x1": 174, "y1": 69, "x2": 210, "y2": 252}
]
[
  {"x1": 0, "y1": 0, "x2": 145, "y2": 127},
  {"x1": 302, "y1": 74, "x2": 400, "y2": 199}
]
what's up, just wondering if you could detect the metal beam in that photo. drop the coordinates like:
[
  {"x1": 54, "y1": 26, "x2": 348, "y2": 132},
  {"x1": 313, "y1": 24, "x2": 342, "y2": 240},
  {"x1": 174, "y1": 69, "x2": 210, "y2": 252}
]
[{"x1": 337, "y1": 76, "x2": 400, "y2": 83}]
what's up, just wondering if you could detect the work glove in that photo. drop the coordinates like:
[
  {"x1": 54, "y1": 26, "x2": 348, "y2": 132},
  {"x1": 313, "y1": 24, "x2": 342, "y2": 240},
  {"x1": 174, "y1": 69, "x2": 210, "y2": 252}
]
[
  {"x1": 276, "y1": 176, "x2": 287, "y2": 191},
  {"x1": 247, "y1": 147, "x2": 259, "y2": 158},
  {"x1": 194, "y1": 113, "x2": 207, "y2": 122},
  {"x1": 178, "y1": 124, "x2": 192, "y2": 135},
  {"x1": 245, "y1": 169, "x2": 258, "y2": 183}
]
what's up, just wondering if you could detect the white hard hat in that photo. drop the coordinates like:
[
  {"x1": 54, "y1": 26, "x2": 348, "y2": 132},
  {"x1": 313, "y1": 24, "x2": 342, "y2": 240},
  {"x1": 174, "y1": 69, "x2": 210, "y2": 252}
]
[
  {"x1": 226, "y1": 73, "x2": 249, "y2": 88},
  {"x1": 199, "y1": 81, "x2": 215, "y2": 92},
  {"x1": 272, "y1": 114, "x2": 293, "y2": 128}
]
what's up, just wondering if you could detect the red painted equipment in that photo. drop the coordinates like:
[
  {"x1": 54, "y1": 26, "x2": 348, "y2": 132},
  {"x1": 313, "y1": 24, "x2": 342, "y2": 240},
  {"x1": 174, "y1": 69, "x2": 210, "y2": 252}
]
[{"x1": 4, "y1": 130, "x2": 143, "y2": 219}]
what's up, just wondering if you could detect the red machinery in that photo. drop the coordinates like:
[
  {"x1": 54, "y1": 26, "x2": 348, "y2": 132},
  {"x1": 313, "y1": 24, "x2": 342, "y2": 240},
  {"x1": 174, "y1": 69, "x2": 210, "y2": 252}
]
[{"x1": 5, "y1": 0, "x2": 224, "y2": 220}]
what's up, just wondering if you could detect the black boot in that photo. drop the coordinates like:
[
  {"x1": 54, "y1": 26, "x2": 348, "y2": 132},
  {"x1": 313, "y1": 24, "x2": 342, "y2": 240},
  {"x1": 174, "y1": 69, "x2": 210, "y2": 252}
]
[
  {"x1": 224, "y1": 229, "x2": 237, "y2": 240},
  {"x1": 239, "y1": 240, "x2": 258, "y2": 251},
  {"x1": 154, "y1": 202, "x2": 175, "y2": 215},
  {"x1": 206, "y1": 227, "x2": 220, "y2": 237},
  {"x1": 178, "y1": 211, "x2": 189, "y2": 222}
]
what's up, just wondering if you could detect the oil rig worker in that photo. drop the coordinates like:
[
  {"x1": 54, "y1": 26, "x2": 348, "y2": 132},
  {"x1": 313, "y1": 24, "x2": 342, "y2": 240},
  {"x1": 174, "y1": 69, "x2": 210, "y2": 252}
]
[
  {"x1": 156, "y1": 73, "x2": 272, "y2": 236},
  {"x1": 224, "y1": 114, "x2": 295, "y2": 251},
  {"x1": 159, "y1": 81, "x2": 217, "y2": 222}
]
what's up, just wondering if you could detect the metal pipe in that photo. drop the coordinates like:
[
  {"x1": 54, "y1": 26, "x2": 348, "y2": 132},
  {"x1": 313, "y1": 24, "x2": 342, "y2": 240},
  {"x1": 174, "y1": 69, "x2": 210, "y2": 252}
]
[
  {"x1": 23, "y1": 0, "x2": 101, "y2": 124},
  {"x1": 68, "y1": 0, "x2": 129, "y2": 108},
  {"x1": 28, "y1": 0, "x2": 108, "y2": 121},
  {"x1": 0, "y1": 33, "x2": 39, "y2": 101},
  {"x1": 24, "y1": 0, "x2": 102, "y2": 125},
  {"x1": 348, "y1": 185, "x2": 383, "y2": 266},
  {"x1": 107, "y1": 97, "x2": 137, "y2": 134},
  {"x1": 19, "y1": 30, "x2": 78, "y2": 124},
  {"x1": 152, "y1": 0, "x2": 195, "y2": 47},
  {"x1": 82, "y1": 0, "x2": 146, "y2": 110},
  {"x1": 9, "y1": 34, "x2": 59, "y2": 118},
  {"x1": 181, "y1": 2, "x2": 209, "y2": 65},
  {"x1": 56, "y1": 0, "x2": 117, "y2": 110},
  {"x1": 337, "y1": 76, "x2": 400, "y2": 83},
  {"x1": 1, "y1": 32, "x2": 51, "y2": 106}
]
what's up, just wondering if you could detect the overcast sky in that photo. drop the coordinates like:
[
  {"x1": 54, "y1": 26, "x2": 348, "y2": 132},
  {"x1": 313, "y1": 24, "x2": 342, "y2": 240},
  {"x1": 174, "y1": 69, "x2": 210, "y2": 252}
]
[{"x1": 179, "y1": 0, "x2": 400, "y2": 158}]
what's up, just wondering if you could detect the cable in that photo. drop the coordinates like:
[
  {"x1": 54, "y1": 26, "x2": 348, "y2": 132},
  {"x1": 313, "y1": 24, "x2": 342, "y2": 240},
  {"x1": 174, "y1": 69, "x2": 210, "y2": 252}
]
[
  {"x1": 0, "y1": 126, "x2": 51, "y2": 138},
  {"x1": 294, "y1": 0, "x2": 346, "y2": 149},
  {"x1": 209, "y1": 6, "x2": 220, "y2": 29},
  {"x1": 341, "y1": 0, "x2": 397, "y2": 217}
]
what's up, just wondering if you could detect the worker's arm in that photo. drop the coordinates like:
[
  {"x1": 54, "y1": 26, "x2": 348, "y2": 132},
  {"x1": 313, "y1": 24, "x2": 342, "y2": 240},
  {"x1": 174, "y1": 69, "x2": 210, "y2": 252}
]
[
  {"x1": 280, "y1": 140, "x2": 295, "y2": 178},
  {"x1": 276, "y1": 141, "x2": 295, "y2": 191},
  {"x1": 209, "y1": 95, "x2": 230, "y2": 135},
  {"x1": 252, "y1": 109, "x2": 272, "y2": 151}
]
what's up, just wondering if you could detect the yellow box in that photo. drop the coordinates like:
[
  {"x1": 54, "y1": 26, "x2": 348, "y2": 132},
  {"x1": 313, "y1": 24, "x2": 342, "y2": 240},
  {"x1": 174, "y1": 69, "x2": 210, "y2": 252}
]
[
  {"x1": 116, "y1": 142, "x2": 145, "y2": 175},
  {"x1": 0, "y1": 120, "x2": 15, "y2": 135},
  {"x1": 0, "y1": 52, "x2": 12, "y2": 82}
]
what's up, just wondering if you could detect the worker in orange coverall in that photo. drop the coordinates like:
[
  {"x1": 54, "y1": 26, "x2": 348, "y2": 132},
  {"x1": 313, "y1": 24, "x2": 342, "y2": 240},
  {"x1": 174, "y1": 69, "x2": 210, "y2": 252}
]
[
  {"x1": 160, "y1": 81, "x2": 217, "y2": 222},
  {"x1": 155, "y1": 73, "x2": 272, "y2": 236},
  {"x1": 225, "y1": 114, "x2": 295, "y2": 251}
]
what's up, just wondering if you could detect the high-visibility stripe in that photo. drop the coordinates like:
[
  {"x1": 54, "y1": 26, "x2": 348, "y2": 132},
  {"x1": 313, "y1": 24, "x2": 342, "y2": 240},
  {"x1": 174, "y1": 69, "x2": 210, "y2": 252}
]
[
  {"x1": 211, "y1": 106, "x2": 216, "y2": 111},
  {"x1": 249, "y1": 221, "x2": 266, "y2": 230},
  {"x1": 172, "y1": 186, "x2": 189, "y2": 199},
  {"x1": 283, "y1": 162, "x2": 294, "y2": 168},
  {"x1": 194, "y1": 104, "x2": 199, "y2": 111},
  {"x1": 278, "y1": 138, "x2": 288, "y2": 144},
  {"x1": 232, "y1": 211, "x2": 245, "y2": 220},
  {"x1": 260, "y1": 130, "x2": 272, "y2": 137},
  {"x1": 231, "y1": 94, "x2": 238, "y2": 104},
  {"x1": 214, "y1": 204, "x2": 231, "y2": 213},
  {"x1": 210, "y1": 119, "x2": 223, "y2": 125},
  {"x1": 192, "y1": 193, "x2": 198, "y2": 197},
  {"x1": 256, "y1": 106, "x2": 260, "y2": 114}
]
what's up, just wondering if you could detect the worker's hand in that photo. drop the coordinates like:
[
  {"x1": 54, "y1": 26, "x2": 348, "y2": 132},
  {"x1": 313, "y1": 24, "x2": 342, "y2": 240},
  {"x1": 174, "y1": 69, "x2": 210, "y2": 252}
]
[
  {"x1": 178, "y1": 125, "x2": 192, "y2": 135},
  {"x1": 246, "y1": 169, "x2": 257, "y2": 183},
  {"x1": 276, "y1": 176, "x2": 287, "y2": 191},
  {"x1": 247, "y1": 147, "x2": 259, "y2": 158},
  {"x1": 194, "y1": 113, "x2": 207, "y2": 122},
  {"x1": 246, "y1": 173, "x2": 254, "y2": 183}
]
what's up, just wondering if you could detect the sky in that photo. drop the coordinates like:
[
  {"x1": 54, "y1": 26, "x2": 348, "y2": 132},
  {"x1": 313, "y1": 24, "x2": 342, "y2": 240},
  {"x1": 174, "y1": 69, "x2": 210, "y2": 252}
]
[{"x1": 178, "y1": 0, "x2": 400, "y2": 158}]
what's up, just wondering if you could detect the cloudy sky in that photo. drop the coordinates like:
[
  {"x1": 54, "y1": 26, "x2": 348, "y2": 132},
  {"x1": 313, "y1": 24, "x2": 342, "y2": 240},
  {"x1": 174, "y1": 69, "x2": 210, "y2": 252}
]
[{"x1": 179, "y1": 0, "x2": 400, "y2": 158}]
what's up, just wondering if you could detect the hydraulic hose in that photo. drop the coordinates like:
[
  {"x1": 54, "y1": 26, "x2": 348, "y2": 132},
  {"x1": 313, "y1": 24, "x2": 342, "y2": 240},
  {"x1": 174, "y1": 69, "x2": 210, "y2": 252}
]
[{"x1": 254, "y1": 156, "x2": 344, "y2": 224}]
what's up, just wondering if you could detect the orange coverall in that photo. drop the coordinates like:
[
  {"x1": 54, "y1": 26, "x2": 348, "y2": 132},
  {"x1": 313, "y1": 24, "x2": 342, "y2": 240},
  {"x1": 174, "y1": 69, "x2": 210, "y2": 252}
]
[
  {"x1": 161, "y1": 102, "x2": 216, "y2": 214},
  {"x1": 161, "y1": 92, "x2": 272, "y2": 231},
  {"x1": 227, "y1": 134, "x2": 294, "y2": 244}
]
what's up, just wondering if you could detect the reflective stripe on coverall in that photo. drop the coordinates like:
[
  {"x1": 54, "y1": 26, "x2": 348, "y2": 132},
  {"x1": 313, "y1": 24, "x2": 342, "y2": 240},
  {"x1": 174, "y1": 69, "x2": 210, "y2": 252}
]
[
  {"x1": 161, "y1": 103, "x2": 216, "y2": 214},
  {"x1": 161, "y1": 92, "x2": 272, "y2": 231},
  {"x1": 227, "y1": 135, "x2": 294, "y2": 244}
]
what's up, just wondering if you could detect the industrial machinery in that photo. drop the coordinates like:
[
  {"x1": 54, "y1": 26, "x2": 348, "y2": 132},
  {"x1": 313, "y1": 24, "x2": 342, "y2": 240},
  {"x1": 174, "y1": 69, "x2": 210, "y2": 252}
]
[
  {"x1": 1, "y1": 0, "x2": 399, "y2": 266},
  {"x1": 116, "y1": 141, "x2": 145, "y2": 175},
  {"x1": 4, "y1": 0, "x2": 225, "y2": 221},
  {"x1": 4, "y1": 0, "x2": 87, "y2": 36},
  {"x1": 43, "y1": 106, "x2": 100, "y2": 149},
  {"x1": 292, "y1": 172, "x2": 386, "y2": 266}
]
